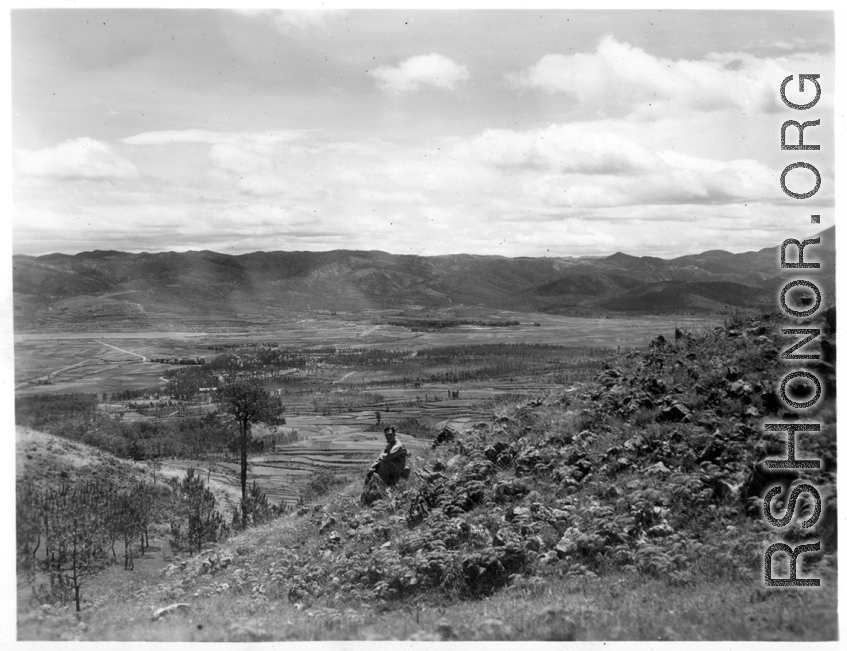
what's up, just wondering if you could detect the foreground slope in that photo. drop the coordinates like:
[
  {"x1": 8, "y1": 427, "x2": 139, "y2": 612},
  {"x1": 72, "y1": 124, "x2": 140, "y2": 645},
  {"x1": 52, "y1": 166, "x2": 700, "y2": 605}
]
[{"x1": 17, "y1": 310, "x2": 837, "y2": 641}]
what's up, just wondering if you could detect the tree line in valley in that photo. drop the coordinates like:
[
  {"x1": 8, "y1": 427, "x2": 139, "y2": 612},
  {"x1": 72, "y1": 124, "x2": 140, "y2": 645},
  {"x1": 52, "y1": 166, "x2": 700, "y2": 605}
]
[
  {"x1": 15, "y1": 389, "x2": 290, "y2": 462},
  {"x1": 160, "y1": 342, "x2": 610, "y2": 401}
]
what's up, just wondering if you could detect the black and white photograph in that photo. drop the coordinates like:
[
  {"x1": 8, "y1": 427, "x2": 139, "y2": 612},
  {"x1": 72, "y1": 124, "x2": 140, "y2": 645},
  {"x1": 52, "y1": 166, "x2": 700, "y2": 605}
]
[{"x1": 9, "y1": 4, "x2": 839, "y2": 642}]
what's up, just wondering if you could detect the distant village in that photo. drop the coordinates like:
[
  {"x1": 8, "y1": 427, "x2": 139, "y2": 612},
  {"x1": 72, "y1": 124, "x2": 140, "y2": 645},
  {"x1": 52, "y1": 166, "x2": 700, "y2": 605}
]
[{"x1": 148, "y1": 355, "x2": 206, "y2": 365}]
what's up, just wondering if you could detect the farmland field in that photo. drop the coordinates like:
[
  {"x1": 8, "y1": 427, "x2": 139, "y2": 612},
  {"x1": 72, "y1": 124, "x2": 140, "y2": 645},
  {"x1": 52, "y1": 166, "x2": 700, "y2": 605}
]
[
  {"x1": 14, "y1": 310, "x2": 718, "y2": 504},
  {"x1": 14, "y1": 310, "x2": 714, "y2": 393}
]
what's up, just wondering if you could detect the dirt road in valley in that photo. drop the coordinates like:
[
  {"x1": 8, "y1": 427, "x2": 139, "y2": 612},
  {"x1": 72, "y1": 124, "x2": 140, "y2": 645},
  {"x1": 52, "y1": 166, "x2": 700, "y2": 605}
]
[{"x1": 94, "y1": 340, "x2": 148, "y2": 361}]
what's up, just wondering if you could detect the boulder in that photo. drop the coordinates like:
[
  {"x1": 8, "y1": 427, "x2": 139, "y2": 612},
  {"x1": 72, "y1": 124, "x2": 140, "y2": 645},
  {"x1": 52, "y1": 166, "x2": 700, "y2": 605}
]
[
  {"x1": 645, "y1": 461, "x2": 671, "y2": 476},
  {"x1": 554, "y1": 534, "x2": 578, "y2": 558},
  {"x1": 658, "y1": 402, "x2": 692, "y2": 423},
  {"x1": 523, "y1": 536, "x2": 544, "y2": 552},
  {"x1": 493, "y1": 527, "x2": 521, "y2": 547},
  {"x1": 431, "y1": 426, "x2": 459, "y2": 448}
]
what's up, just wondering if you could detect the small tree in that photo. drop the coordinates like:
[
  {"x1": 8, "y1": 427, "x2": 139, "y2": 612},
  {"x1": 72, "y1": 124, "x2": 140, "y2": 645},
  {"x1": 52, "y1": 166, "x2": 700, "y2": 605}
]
[
  {"x1": 65, "y1": 515, "x2": 110, "y2": 611},
  {"x1": 41, "y1": 483, "x2": 112, "y2": 611},
  {"x1": 219, "y1": 381, "x2": 284, "y2": 527},
  {"x1": 147, "y1": 455, "x2": 162, "y2": 484},
  {"x1": 181, "y1": 468, "x2": 223, "y2": 554},
  {"x1": 231, "y1": 480, "x2": 275, "y2": 531},
  {"x1": 110, "y1": 490, "x2": 141, "y2": 570}
]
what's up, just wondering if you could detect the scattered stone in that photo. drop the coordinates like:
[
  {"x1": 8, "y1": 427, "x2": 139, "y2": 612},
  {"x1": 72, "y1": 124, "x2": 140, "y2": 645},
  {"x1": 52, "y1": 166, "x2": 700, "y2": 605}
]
[
  {"x1": 318, "y1": 515, "x2": 336, "y2": 534},
  {"x1": 431, "y1": 426, "x2": 459, "y2": 449},
  {"x1": 657, "y1": 402, "x2": 692, "y2": 423},
  {"x1": 493, "y1": 527, "x2": 521, "y2": 547},
  {"x1": 152, "y1": 603, "x2": 191, "y2": 621},
  {"x1": 523, "y1": 535, "x2": 543, "y2": 552},
  {"x1": 512, "y1": 506, "x2": 532, "y2": 520},
  {"x1": 645, "y1": 461, "x2": 671, "y2": 476},
  {"x1": 555, "y1": 535, "x2": 577, "y2": 558},
  {"x1": 646, "y1": 523, "x2": 675, "y2": 538},
  {"x1": 728, "y1": 380, "x2": 753, "y2": 397},
  {"x1": 604, "y1": 445, "x2": 622, "y2": 458}
]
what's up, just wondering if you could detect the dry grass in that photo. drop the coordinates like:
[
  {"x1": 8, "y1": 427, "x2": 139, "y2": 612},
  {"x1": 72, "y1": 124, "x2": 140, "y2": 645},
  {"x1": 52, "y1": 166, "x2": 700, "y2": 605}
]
[
  {"x1": 17, "y1": 313, "x2": 838, "y2": 642},
  {"x1": 18, "y1": 520, "x2": 838, "y2": 642}
]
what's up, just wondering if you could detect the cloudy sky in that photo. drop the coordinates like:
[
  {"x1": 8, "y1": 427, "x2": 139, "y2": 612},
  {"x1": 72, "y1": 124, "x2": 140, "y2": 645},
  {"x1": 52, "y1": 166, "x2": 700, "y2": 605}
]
[{"x1": 11, "y1": 8, "x2": 835, "y2": 258}]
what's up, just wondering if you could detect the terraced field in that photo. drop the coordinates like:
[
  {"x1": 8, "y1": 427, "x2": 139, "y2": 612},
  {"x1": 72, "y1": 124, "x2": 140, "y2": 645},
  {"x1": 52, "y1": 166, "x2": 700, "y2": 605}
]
[
  {"x1": 164, "y1": 428, "x2": 431, "y2": 508},
  {"x1": 15, "y1": 310, "x2": 717, "y2": 505}
]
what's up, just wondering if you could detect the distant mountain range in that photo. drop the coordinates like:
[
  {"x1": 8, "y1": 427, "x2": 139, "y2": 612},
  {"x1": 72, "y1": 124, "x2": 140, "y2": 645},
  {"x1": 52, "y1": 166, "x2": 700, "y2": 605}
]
[{"x1": 12, "y1": 227, "x2": 835, "y2": 329}]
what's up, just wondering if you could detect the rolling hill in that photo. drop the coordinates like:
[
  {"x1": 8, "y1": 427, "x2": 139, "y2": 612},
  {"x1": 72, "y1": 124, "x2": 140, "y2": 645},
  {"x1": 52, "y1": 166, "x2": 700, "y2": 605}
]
[{"x1": 12, "y1": 227, "x2": 834, "y2": 329}]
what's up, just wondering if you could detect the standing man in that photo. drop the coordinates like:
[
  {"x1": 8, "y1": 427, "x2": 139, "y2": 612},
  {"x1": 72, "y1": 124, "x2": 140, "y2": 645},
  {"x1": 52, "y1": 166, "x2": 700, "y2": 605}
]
[{"x1": 366, "y1": 426, "x2": 408, "y2": 486}]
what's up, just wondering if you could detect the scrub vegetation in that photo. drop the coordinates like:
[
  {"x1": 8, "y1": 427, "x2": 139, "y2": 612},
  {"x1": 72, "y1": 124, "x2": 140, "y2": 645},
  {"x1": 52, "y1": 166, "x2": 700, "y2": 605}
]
[{"x1": 16, "y1": 309, "x2": 837, "y2": 640}]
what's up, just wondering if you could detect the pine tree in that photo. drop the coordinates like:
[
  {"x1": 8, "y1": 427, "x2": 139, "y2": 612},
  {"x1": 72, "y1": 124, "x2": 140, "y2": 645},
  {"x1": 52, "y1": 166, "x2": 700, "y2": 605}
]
[
  {"x1": 219, "y1": 380, "x2": 284, "y2": 527},
  {"x1": 180, "y1": 468, "x2": 223, "y2": 554}
]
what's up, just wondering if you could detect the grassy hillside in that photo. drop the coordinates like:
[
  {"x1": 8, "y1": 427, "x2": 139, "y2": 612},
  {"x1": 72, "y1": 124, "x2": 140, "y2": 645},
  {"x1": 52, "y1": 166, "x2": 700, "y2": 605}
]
[{"x1": 17, "y1": 311, "x2": 837, "y2": 641}]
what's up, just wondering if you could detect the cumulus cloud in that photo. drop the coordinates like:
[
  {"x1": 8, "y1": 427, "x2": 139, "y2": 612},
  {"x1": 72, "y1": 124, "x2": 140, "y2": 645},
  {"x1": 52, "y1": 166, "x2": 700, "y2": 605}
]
[
  {"x1": 370, "y1": 54, "x2": 469, "y2": 94},
  {"x1": 122, "y1": 129, "x2": 297, "y2": 197},
  {"x1": 15, "y1": 138, "x2": 137, "y2": 179},
  {"x1": 13, "y1": 122, "x2": 825, "y2": 258},
  {"x1": 453, "y1": 123, "x2": 778, "y2": 209},
  {"x1": 507, "y1": 36, "x2": 792, "y2": 116},
  {"x1": 462, "y1": 125, "x2": 658, "y2": 175}
]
